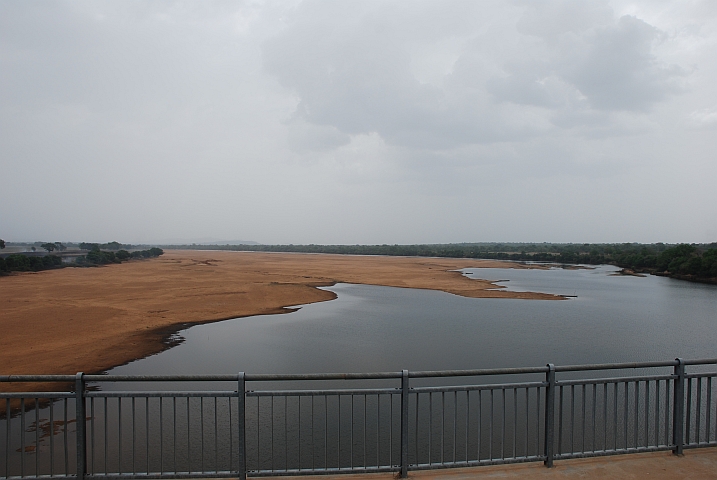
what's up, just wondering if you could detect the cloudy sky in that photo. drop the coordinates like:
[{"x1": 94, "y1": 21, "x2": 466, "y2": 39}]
[{"x1": 1, "y1": 0, "x2": 716, "y2": 245}]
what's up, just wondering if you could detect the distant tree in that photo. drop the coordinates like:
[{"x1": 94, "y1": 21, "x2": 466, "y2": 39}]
[
  {"x1": 79, "y1": 242, "x2": 99, "y2": 251},
  {"x1": 103, "y1": 241, "x2": 122, "y2": 250},
  {"x1": 54, "y1": 242, "x2": 67, "y2": 251},
  {"x1": 0, "y1": 239, "x2": 5, "y2": 249},
  {"x1": 31, "y1": 246, "x2": 36, "y2": 252},
  {"x1": 41, "y1": 242, "x2": 56, "y2": 252}
]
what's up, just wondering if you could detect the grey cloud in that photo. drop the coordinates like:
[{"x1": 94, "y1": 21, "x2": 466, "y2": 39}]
[
  {"x1": 1, "y1": 1, "x2": 714, "y2": 244},
  {"x1": 263, "y1": 1, "x2": 686, "y2": 153},
  {"x1": 561, "y1": 15, "x2": 685, "y2": 112}
]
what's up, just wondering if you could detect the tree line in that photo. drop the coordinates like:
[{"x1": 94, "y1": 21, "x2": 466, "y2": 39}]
[
  {"x1": 0, "y1": 239, "x2": 163, "y2": 274},
  {"x1": 161, "y1": 242, "x2": 717, "y2": 283},
  {"x1": 76, "y1": 246, "x2": 164, "y2": 265}
]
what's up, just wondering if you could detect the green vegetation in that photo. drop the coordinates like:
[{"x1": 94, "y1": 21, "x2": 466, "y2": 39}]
[
  {"x1": 41, "y1": 242, "x2": 67, "y2": 252},
  {"x1": 163, "y1": 242, "x2": 717, "y2": 284},
  {"x1": 0, "y1": 239, "x2": 5, "y2": 249},
  {"x1": 0, "y1": 254, "x2": 62, "y2": 272},
  {"x1": 1, "y1": 241, "x2": 163, "y2": 274},
  {"x1": 77, "y1": 246, "x2": 163, "y2": 265},
  {"x1": 79, "y1": 241, "x2": 131, "y2": 251}
]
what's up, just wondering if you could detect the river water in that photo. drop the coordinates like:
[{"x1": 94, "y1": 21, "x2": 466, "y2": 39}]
[{"x1": 107, "y1": 264, "x2": 717, "y2": 378}]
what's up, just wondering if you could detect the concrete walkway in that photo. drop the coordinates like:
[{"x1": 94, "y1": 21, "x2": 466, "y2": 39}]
[{"x1": 264, "y1": 449, "x2": 717, "y2": 479}]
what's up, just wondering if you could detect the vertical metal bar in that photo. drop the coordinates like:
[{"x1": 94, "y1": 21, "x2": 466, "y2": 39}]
[
  {"x1": 214, "y1": 397, "x2": 218, "y2": 473},
  {"x1": 285, "y1": 396, "x2": 289, "y2": 472},
  {"x1": 428, "y1": 392, "x2": 432, "y2": 464},
  {"x1": 707, "y1": 377, "x2": 712, "y2": 444},
  {"x1": 603, "y1": 383, "x2": 607, "y2": 452},
  {"x1": 454, "y1": 391, "x2": 458, "y2": 463},
  {"x1": 623, "y1": 382, "x2": 628, "y2": 450},
  {"x1": 313, "y1": 395, "x2": 316, "y2": 471},
  {"x1": 272, "y1": 396, "x2": 275, "y2": 472},
  {"x1": 664, "y1": 380, "x2": 670, "y2": 447},
  {"x1": 327, "y1": 395, "x2": 330, "y2": 470},
  {"x1": 147, "y1": 397, "x2": 150, "y2": 474},
  {"x1": 581, "y1": 384, "x2": 586, "y2": 453},
  {"x1": 338, "y1": 395, "x2": 342, "y2": 469},
  {"x1": 387, "y1": 394, "x2": 390, "y2": 468},
  {"x1": 442, "y1": 391, "x2": 445, "y2": 464},
  {"x1": 686, "y1": 377, "x2": 693, "y2": 445},
  {"x1": 5, "y1": 397, "x2": 9, "y2": 479},
  {"x1": 64, "y1": 398, "x2": 69, "y2": 475},
  {"x1": 466, "y1": 391, "x2": 471, "y2": 462},
  {"x1": 21, "y1": 398, "x2": 25, "y2": 478},
  {"x1": 35, "y1": 397, "x2": 40, "y2": 476},
  {"x1": 524, "y1": 388, "x2": 528, "y2": 457},
  {"x1": 645, "y1": 381, "x2": 650, "y2": 447},
  {"x1": 160, "y1": 397, "x2": 164, "y2": 474},
  {"x1": 400, "y1": 370, "x2": 409, "y2": 478},
  {"x1": 183, "y1": 398, "x2": 186, "y2": 472},
  {"x1": 50, "y1": 397, "x2": 55, "y2": 477},
  {"x1": 500, "y1": 389, "x2": 505, "y2": 460},
  {"x1": 360, "y1": 395, "x2": 366, "y2": 468},
  {"x1": 349, "y1": 395, "x2": 353, "y2": 469},
  {"x1": 613, "y1": 383, "x2": 618, "y2": 450},
  {"x1": 415, "y1": 393, "x2": 419, "y2": 466},
  {"x1": 655, "y1": 380, "x2": 660, "y2": 447},
  {"x1": 257, "y1": 397, "x2": 260, "y2": 471},
  {"x1": 634, "y1": 381, "x2": 639, "y2": 448},
  {"x1": 104, "y1": 397, "x2": 108, "y2": 475},
  {"x1": 132, "y1": 397, "x2": 136, "y2": 474},
  {"x1": 673, "y1": 358, "x2": 685, "y2": 455},
  {"x1": 237, "y1": 373, "x2": 246, "y2": 480},
  {"x1": 696, "y1": 377, "x2": 702, "y2": 444},
  {"x1": 512, "y1": 388, "x2": 517, "y2": 459},
  {"x1": 91, "y1": 397, "x2": 95, "y2": 475},
  {"x1": 570, "y1": 385, "x2": 575, "y2": 453},
  {"x1": 477, "y1": 390, "x2": 481, "y2": 461},
  {"x1": 558, "y1": 386, "x2": 563, "y2": 456},
  {"x1": 375, "y1": 394, "x2": 379, "y2": 468},
  {"x1": 544, "y1": 364, "x2": 556, "y2": 467},
  {"x1": 173, "y1": 398, "x2": 177, "y2": 475},
  {"x1": 200, "y1": 397, "x2": 204, "y2": 473},
  {"x1": 489, "y1": 389, "x2": 493, "y2": 461},
  {"x1": 592, "y1": 384, "x2": 597, "y2": 452},
  {"x1": 229, "y1": 396, "x2": 233, "y2": 472},
  {"x1": 76, "y1": 372, "x2": 86, "y2": 480},
  {"x1": 535, "y1": 386, "x2": 540, "y2": 458}
]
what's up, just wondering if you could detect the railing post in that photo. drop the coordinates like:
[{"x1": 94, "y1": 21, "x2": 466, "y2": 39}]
[
  {"x1": 75, "y1": 372, "x2": 86, "y2": 480},
  {"x1": 400, "y1": 369, "x2": 409, "y2": 478},
  {"x1": 238, "y1": 372, "x2": 246, "y2": 480},
  {"x1": 672, "y1": 358, "x2": 685, "y2": 455},
  {"x1": 544, "y1": 364, "x2": 556, "y2": 467}
]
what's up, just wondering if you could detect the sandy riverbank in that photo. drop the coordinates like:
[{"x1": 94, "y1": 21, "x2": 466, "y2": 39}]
[{"x1": 1, "y1": 250, "x2": 561, "y2": 380}]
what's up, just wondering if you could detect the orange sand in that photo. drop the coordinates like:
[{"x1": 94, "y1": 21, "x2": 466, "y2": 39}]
[{"x1": 1, "y1": 250, "x2": 560, "y2": 379}]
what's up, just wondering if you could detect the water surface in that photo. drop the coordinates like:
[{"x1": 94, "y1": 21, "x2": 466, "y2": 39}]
[{"x1": 107, "y1": 265, "x2": 717, "y2": 378}]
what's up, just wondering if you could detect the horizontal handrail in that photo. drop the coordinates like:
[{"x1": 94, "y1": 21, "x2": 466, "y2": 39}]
[{"x1": 3, "y1": 358, "x2": 717, "y2": 383}]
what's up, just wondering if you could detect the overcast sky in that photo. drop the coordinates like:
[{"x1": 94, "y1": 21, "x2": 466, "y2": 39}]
[{"x1": 1, "y1": 0, "x2": 716, "y2": 245}]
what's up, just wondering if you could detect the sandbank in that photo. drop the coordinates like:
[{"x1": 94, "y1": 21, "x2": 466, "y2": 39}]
[{"x1": 1, "y1": 250, "x2": 562, "y2": 383}]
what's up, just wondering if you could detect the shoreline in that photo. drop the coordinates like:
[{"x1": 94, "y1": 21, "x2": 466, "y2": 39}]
[{"x1": 1, "y1": 250, "x2": 563, "y2": 387}]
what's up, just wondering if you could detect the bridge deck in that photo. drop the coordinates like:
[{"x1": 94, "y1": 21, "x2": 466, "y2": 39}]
[{"x1": 263, "y1": 449, "x2": 717, "y2": 479}]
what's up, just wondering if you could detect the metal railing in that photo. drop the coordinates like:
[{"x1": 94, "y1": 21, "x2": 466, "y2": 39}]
[{"x1": 2, "y1": 358, "x2": 716, "y2": 479}]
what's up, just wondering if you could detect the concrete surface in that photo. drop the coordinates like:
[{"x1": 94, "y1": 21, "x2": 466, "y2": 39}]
[{"x1": 263, "y1": 449, "x2": 717, "y2": 479}]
